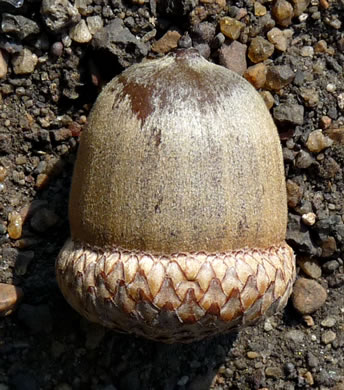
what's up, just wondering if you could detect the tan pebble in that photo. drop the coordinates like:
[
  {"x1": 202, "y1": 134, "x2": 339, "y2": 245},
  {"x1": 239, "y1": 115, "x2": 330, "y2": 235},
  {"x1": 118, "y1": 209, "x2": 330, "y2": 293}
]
[
  {"x1": 297, "y1": 256, "x2": 321, "y2": 279},
  {"x1": 321, "y1": 317, "x2": 336, "y2": 328},
  {"x1": 292, "y1": 278, "x2": 327, "y2": 314},
  {"x1": 247, "y1": 351, "x2": 260, "y2": 359},
  {"x1": 244, "y1": 63, "x2": 267, "y2": 89},
  {"x1": 259, "y1": 90, "x2": 274, "y2": 109},
  {"x1": 267, "y1": 27, "x2": 288, "y2": 51},
  {"x1": 320, "y1": 116, "x2": 331, "y2": 129},
  {"x1": 306, "y1": 130, "x2": 333, "y2": 153},
  {"x1": 325, "y1": 127, "x2": 344, "y2": 144},
  {"x1": 321, "y1": 330, "x2": 336, "y2": 345},
  {"x1": 254, "y1": 1, "x2": 267, "y2": 16},
  {"x1": 152, "y1": 30, "x2": 181, "y2": 54},
  {"x1": 319, "y1": 0, "x2": 329, "y2": 8},
  {"x1": 0, "y1": 49, "x2": 8, "y2": 79},
  {"x1": 303, "y1": 314, "x2": 315, "y2": 327},
  {"x1": 248, "y1": 36, "x2": 274, "y2": 63},
  {"x1": 8, "y1": 211, "x2": 23, "y2": 239},
  {"x1": 219, "y1": 17, "x2": 245, "y2": 40},
  {"x1": 272, "y1": 0, "x2": 294, "y2": 27},
  {"x1": 0, "y1": 283, "x2": 23, "y2": 316},
  {"x1": 69, "y1": 20, "x2": 92, "y2": 43},
  {"x1": 304, "y1": 371, "x2": 314, "y2": 385},
  {"x1": 291, "y1": 0, "x2": 311, "y2": 16},
  {"x1": 314, "y1": 40, "x2": 327, "y2": 53},
  {"x1": 0, "y1": 166, "x2": 7, "y2": 182},
  {"x1": 301, "y1": 212, "x2": 316, "y2": 226},
  {"x1": 12, "y1": 48, "x2": 38, "y2": 75},
  {"x1": 36, "y1": 173, "x2": 49, "y2": 189}
]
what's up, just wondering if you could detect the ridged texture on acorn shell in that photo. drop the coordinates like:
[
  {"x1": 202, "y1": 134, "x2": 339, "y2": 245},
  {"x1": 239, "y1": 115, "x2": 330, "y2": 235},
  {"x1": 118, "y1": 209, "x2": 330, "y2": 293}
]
[{"x1": 69, "y1": 50, "x2": 287, "y2": 254}]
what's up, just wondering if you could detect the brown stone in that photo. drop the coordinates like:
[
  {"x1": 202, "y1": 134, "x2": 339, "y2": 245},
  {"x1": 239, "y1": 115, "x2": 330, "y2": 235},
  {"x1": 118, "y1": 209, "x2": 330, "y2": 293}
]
[
  {"x1": 306, "y1": 130, "x2": 333, "y2": 153},
  {"x1": 292, "y1": 278, "x2": 327, "y2": 314},
  {"x1": 259, "y1": 90, "x2": 275, "y2": 109},
  {"x1": 264, "y1": 65, "x2": 295, "y2": 91},
  {"x1": 297, "y1": 256, "x2": 321, "y2": 279},
  {"x1": 286, "y1": 179, "x2": 302, "y2": 208},
  {"x1": 244, "y1": 63, "x2": 267, "y2": 89},
  {"x1": 272, "y1": 0, "x2": 294, "y2": 27},
  {"x1": 254, "y1": 1, "x2": 267, "y2": 16},
  {"x1": 321, "y1": 236, "x2": 337, "y2": 257},
  {"x1": 219, "y1": 17, "x2": 245, "y2": 40},
  {"x1": 152, "y1": 30, "x2": 182, "y2": 54},
  {"x1": 267, "y1": 27, "x2": 288, "y2": 51},
  {"x1": 218, "y1": 41, "x2": 247, "y2": 76},
  {"x1": 325, "y1": 127, "x2": 344, "y2": 144},
  {"x1": 291, "y1": 0, "x2": 311, "y2": 16},
  {"x1": 248, "y1": 36, "x2": 274, "y2": 63},
  {"x1": 8, "y1": 211, "x2": 23, "y2": 240},
  {"x1": 0, "y1": 283, "x2": 23, "y2": 316}
]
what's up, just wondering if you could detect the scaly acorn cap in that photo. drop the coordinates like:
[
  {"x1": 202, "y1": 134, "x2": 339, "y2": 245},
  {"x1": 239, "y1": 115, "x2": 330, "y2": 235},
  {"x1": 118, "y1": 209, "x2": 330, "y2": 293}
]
[{"x1": 56, "y1": 48, "x2": 295, "y2": 343}]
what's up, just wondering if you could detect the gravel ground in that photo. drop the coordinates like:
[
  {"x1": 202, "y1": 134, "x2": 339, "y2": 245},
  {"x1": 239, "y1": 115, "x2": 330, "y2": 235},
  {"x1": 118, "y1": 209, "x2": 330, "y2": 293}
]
[{"x1": 0, "y1": 0, "x2": 344, "y2": 389}]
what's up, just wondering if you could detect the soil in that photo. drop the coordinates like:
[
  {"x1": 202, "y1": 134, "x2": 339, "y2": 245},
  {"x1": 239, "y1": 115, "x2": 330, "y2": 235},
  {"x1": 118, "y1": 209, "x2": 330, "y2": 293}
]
[{"x1": 0, "y1": 0, "x2": 344, "y2": 389}]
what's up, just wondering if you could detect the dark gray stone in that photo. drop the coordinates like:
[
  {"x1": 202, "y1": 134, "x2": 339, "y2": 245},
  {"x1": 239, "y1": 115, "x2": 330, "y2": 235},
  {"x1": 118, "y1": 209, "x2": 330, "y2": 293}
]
[
  {"x1": 92, "y1": 18, "x2": 149, "y2": 68},
  {"x1": 1, "y1": 14, "x2": 40, "y2": 40},
  {"x1": 295, "y1": 150, "x2": 314, "y2": 169},
  {"x1": 273, "y1": 103, "x2": 304, "y2": 126},
  {"x1": 17, "y1": 304, "x2": 53, "y2": 334}
]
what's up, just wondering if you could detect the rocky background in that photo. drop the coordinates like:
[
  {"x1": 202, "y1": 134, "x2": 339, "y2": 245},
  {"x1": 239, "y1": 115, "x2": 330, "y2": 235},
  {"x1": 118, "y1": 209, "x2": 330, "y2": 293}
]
[{"x1": 0, "y1": 0, "x2": 344, "y2": 389}]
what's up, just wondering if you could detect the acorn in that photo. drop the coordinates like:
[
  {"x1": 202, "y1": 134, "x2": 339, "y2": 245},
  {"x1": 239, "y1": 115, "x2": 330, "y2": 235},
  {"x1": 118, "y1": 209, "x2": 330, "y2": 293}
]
[{"x1": 56, "y1": 48, "x2": 295, "y2": 343}]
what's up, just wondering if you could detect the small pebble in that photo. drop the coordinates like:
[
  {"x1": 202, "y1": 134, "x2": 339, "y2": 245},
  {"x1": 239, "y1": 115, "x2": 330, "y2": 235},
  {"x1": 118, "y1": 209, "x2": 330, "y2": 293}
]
[
  {"x1": 244, "y1": 63, "x2": 267, "y2": 89},
  {"x1": 300, "y1": 46, "x2": 314, "y2": 57},
  {"x1": 218, "y1": 41, "x2": 247, "y2": 76},
  {"x1": 321, "y1": 317, "x2": 336, "y2": 328},
  {"x1": 8, "y1": 211, "x2": 23, "y2": 239},
  {"x1": 285, "y1": 329, "x2": 305, "y2": 343},
  {"x1": 219, "y1": 17, "x2": 245, "y2": 40},
  {"x1": 51, "y1": 42, "x2": 64, "y2": 56},
  {"x1": 297, "y1": 256, "x2": 322, "y2": 279},
  {"x1": 302, "y1": 212, "x2": 316, "y2": 226},
  {"x1": 321, "y1": 330, "x2": 336, "y2": 345},
  {"x1": 0, "y1": 283, "x2": 23, "y2": 316},
  {"x1": 0, "y1": 166, "x2": 7, "y2": 182},
  {"x1": 254, "y1": 1, "x2": 267, "y2": 16},
  {"x1": 304, "y1": 371, "x2": 314, "y2": 385},
  {"x1": 303, "y1": 315, "x2": 315, "y2": 327},
  {"x1": 306, "y1": 130, "x2": 333, "y2": 153},
  {"x1": 292, "y1": 0, "x2": 311, "y2": 16},
  {"x1": 286, "y1": 179, "x2": 302, "y2": 208},
  {"x1": 0, "y1": 49, "x2": 8, "y2": 79},
  {"x1": 265, "y1": 65, "x2": 295, "y2": 91},
  {"x1": 11, "y1": 48, "x2": 38, "y2": 75},
  {"x1": 259, "y1": 90, "x2": 274, "y2": 109},
  {"x1": 292, "y1": 278, "x2": 327, "y2": 314},
  {"x1": 247, "y1": 351, "x2": 260, "y2": 359},
  {"x1": 265, "y1": 366, "x2": 283, "y2": 378},
  {"x1": 267, "y1": 27, "x2": 288, "y2": 51},
  {"x1": 151, "y1": 30, "x2": 182, "y2": 54},
  {"x1": 177, "y1": 376, "x2": 189, "y2": 386},
  {"x1": 248, "y1": 36, "x2": 274, "y2": 63},
  {"x1": 272, "y1": 0, "x2": 294, "y2": 27},
  {"x1": 69, "y1": 20, "x2": 92, "y2": 43},
  {"x1": 296, "y1": 150, "x2": 313, "y2": 169},
  {"x1": 321, "y1": 236, "x2": 337, "y2": 257}
]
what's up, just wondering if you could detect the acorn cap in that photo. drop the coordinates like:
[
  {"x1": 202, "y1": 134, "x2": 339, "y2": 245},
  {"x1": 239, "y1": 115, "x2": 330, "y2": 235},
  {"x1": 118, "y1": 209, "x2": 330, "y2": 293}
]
[{"x1": 56, "y1": 49, "x2": 295, "y2": 343}]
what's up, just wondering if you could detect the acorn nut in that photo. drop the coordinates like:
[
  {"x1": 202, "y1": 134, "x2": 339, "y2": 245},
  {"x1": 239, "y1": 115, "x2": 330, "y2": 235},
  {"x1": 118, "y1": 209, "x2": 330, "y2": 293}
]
[{"x1": 56, "y1": 48, "x2": 296, "y2": 343}]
